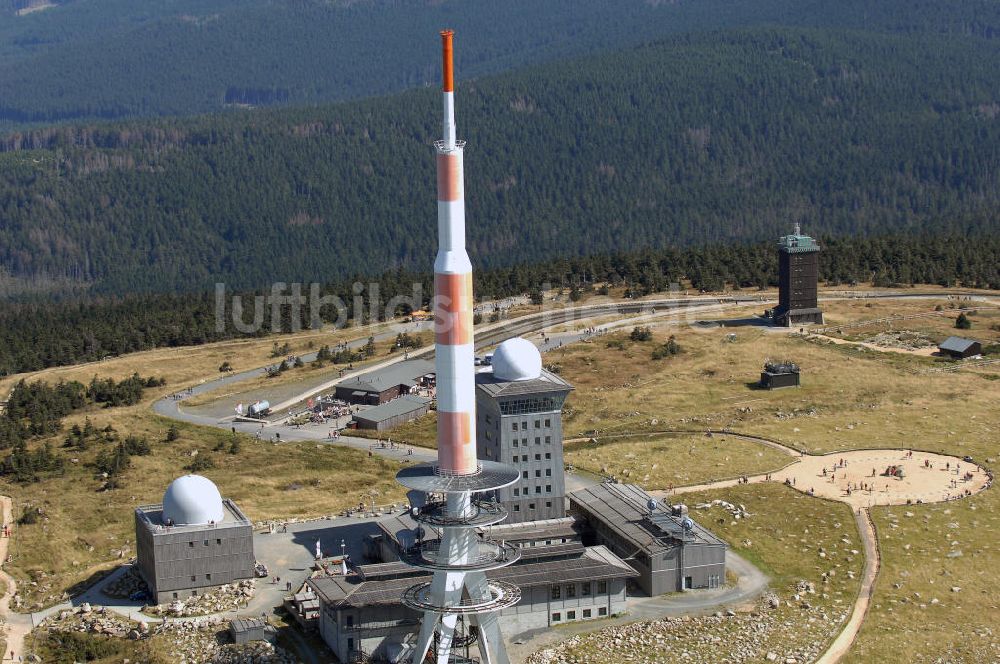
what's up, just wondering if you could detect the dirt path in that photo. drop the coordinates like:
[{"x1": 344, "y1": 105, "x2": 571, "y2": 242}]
[
  {"x1": 815, "y1": 508, "x2": 879, "y2": 664},
  {"x1": 0, "y1": 496, "x2": 33, "y2": 662},
  {"x1": 807, "y1": 332, "x2": 939, "y2": 356}
]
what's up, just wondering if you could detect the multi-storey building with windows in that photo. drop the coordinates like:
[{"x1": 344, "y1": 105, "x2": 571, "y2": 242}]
[{"x1": 475, "y1": 338, "x2": 573, "y2": 522}]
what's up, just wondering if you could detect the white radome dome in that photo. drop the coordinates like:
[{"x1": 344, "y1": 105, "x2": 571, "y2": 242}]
[
  {"x1": 492, "y1": 337, "x2": 542, "y2": 381},
  {"x1": 162, "y1": 474, "x2": 224, "y2": 526}
]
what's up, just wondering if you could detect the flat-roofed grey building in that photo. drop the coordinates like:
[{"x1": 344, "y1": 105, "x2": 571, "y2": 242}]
[
  {"x1": 570, "y1": 483, "x2": 727, "y2": 596},
  {"x1": 475, "y1": 338, "x2": 573, "y2": 523},
  {"x1": 334, "y1": 359, "x2": 435, "y2": 405},
  {"x1": 135, "y1": 475, "x2": 255, "y2": 603},
  {"x1": 309, "y1": 543, "x2": 635, "y2": 663},
  {"x1": 352, "y1": 395, "x2": 431, "y2": 431}
]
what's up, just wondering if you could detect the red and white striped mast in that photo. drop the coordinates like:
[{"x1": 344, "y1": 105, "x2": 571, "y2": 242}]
[
  {"x1": 434, "y1": 28, "x2": 477, "y2": 477},
  {"x1": 396, "y1": 30, "x2": 519, "y2": 664}
]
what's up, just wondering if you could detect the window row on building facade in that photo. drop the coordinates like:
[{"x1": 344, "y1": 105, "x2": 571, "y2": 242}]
[
  {"x1": 510, "y1": 418, "x2": 552, "y2": 431},
  {"x1": 552, "y1": 607, "x2": 606, "y2": 622},
  {"x1": 550, "y1": 580, "x2": 607, "y2": 600}
]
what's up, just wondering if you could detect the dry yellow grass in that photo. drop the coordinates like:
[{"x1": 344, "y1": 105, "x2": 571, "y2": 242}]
[
  {"x1": 563, "y1": 432, "x2": 790, "y2": 488},
  {"x1": 0, "y1": 321, "x2": 400, "y2": 401},
  {"x1": 552, "y1": 322, "x2": 999, "y2": 458}
]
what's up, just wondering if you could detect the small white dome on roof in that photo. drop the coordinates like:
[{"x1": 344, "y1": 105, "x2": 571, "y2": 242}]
[
  {"x1": 162, "y1": 475, "x2": 224, "y2": 526},
  {"x1": 492, "y1": 337, "x2": 542, "y2": 381}
]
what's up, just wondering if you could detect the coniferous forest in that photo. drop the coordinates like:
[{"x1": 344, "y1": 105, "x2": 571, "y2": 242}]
[
  {"x1": 1, "y1": 0, "x2": 997, "y2": 126},
  {"x1": 0, "y1": 3, "x2": 998, "y2": 377},
  {"x1": 0, "y1": 27, "x2": 998, "y2": 297}
]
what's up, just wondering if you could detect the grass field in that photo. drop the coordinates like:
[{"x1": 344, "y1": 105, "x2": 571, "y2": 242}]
[
  {"x1": 563, "y1": 432, "x2": 791, "y2": 488},
  {"x1": 846, "y1": 486, "x2": 1000, "y2": 663},
  {"x1": 549, "y1": 314, "x2": 999, "y2": 460}
]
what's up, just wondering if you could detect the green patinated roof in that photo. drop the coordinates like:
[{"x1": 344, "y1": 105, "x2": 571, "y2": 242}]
[{"x1": 778, "y1": 226, "x2": 820, "y2": 253}]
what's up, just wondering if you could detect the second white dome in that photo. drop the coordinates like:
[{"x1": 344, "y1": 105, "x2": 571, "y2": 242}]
[{"x1": 492, "y1": 337, "x2": 542, "y2": 381}]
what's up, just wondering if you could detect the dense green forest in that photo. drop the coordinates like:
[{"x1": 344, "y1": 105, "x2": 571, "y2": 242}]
[
  {"x1": 0, "y1": 27, "x2": 998, "y2": 295},
  {"x1": 2, "y1": 0, "x2": 998, "y2": 126},
  {"x1": 0, "y1": 233, "x2": 996, "y2": 376}
]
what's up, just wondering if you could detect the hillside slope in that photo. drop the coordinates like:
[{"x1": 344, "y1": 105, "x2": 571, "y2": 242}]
[
  {"x1": 1, "y1": 0, "x2": 999, "y2": 125},
  {"x1": 0, "y1": 27, "x2": 998, "y2": 294}
]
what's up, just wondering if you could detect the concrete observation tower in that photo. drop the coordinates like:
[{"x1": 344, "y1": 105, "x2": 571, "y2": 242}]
[{"x1": 394, "y1": 30, "x2": 520, "y2": 664}]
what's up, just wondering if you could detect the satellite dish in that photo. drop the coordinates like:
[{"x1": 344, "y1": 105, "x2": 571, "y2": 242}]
[
  {"x1": 646, "y1": 499, "x2": 658, "y2": 513},
  {"x1": 410, "y1": 506, "x2": 420, "y2": 518},
  {"x1": 682, "y1": 517, "x2": 694, "y2": 531}
]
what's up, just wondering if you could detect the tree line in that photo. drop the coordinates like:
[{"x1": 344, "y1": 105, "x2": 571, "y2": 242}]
[
  {"x1": 0, "y1": 374, "x2": 163, "y2": 452},
  {"x1": 0, "y1": 232, "x2": 996, "y2": 377}
]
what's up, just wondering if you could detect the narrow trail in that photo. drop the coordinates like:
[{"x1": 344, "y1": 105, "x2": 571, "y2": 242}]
[
  {"x1": 0, "y1": 496, "x2": 32, "y2": 662},
  {"x1": 815, "y1": 508, "x2": 879, "y2": 664}
]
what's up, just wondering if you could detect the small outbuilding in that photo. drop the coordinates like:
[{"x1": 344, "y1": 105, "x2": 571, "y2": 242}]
[
  {"x1": 229, "y1": 617, "x2": 271, "y2": 644},
  {"x1": 938, "y1": 336, "x2": 982, "y2": 359},
  {"x1": 760, "y1": 361, "x2": 800, "y2": 390}
]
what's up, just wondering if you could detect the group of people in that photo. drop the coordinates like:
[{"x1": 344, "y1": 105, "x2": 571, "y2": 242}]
[{"x1": 170, "y1": 388, "x2": 195, "y2": 401}]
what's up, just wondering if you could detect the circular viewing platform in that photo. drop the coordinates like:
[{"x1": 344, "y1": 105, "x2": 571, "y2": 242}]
[
  {"x1": 399, "y1": 538, "x2": 521, "y2": 572},
  {"x1": 396, "y1": 462, "x2": 519, "y2": 494},
  {"x1": 411, "y1": 500, "x2": 508, "y2": 528},
  {"x1": 400, "y1": 580, "x2": 522, "y2": 615}
]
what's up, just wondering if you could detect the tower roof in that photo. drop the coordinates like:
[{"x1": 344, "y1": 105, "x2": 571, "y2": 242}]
[{"x1": 778, "y1": 225, "x2": 820, "y2": 253}]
